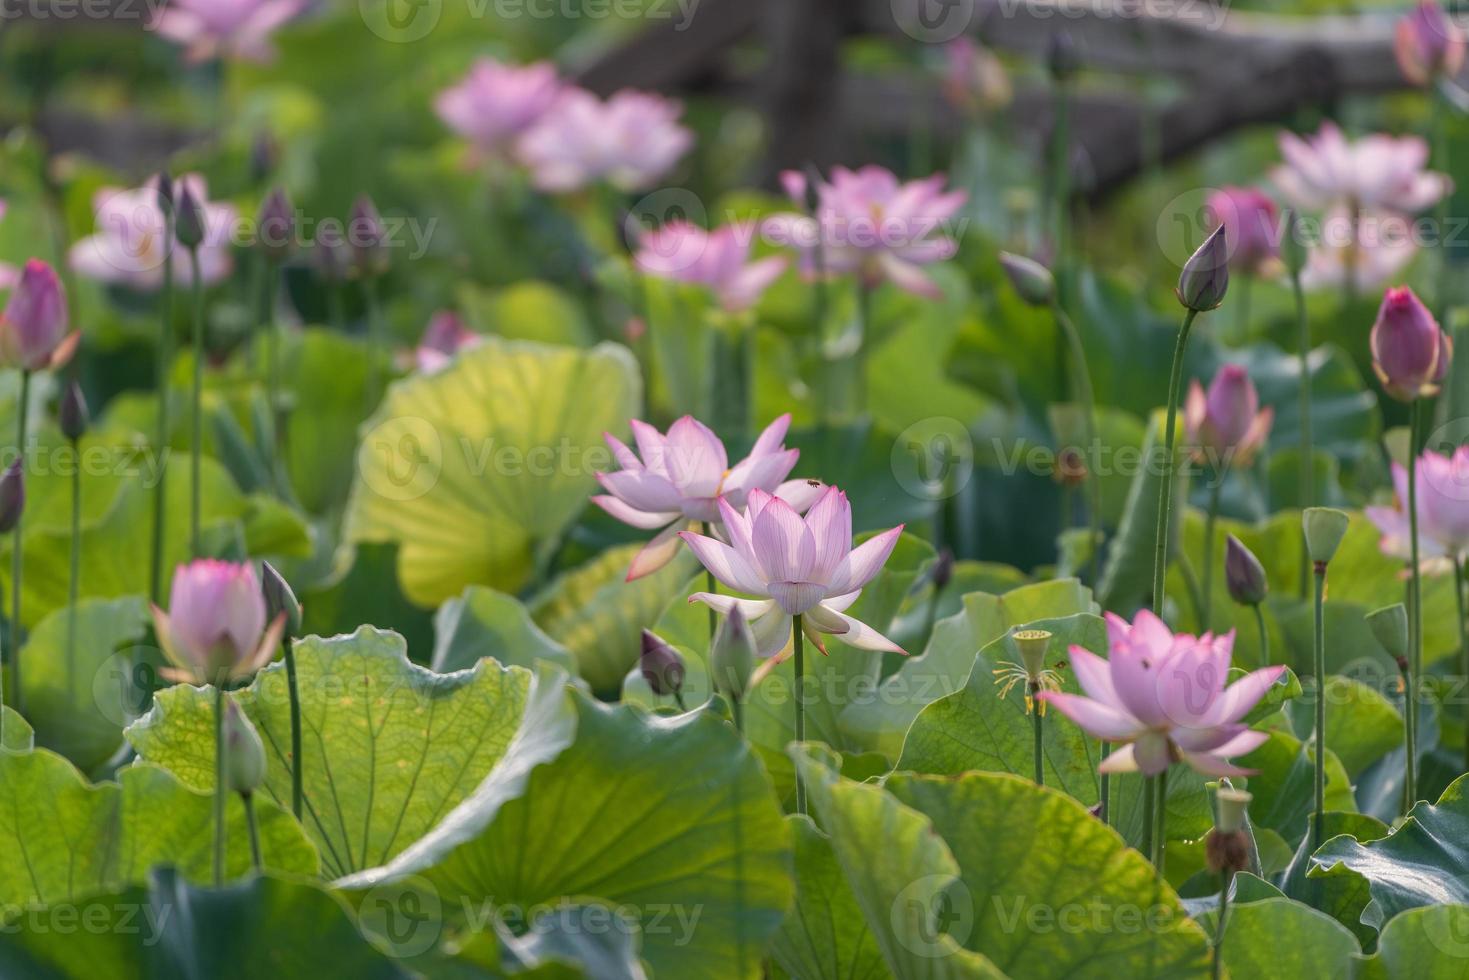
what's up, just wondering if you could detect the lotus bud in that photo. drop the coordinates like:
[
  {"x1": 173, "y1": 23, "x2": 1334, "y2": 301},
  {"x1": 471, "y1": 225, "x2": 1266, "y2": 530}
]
[
  {"x1": 931, "y1": 548, "x2": 954, "y2": 591},
  {"x1": 1013, "y1": 629, "x2": 1052, "y2": 680},
  {"x1": 1371, "y1": 286, "x2": 1448, "y2": 401},
  {"x1": 59, "y1": 380, "x2": 89, "y2": 443},
  {"x1": 155, "y1": 172, "x2": 174, "y2": 217},
  {"x1": 0, "y1": 458, "x2": 24, "y2": 534},
  {"x1": 1047, "y1": 31, "x2": 1079, "y2": 81},
  {"x1": 639, "y1": 629, "x2": 685, "y2": 699},
  {"x1": 710, "y1": 606, "x2": 757, "y2": 704},
  {"x1": 1176, "y1": 225, "x2": 1230, "y2": 312},
  {"x1": 1303, "y1": 507, "x2": 1350, "y2": 566},
  {"x1": 260, "y1": 560, "x2": 302, "y2": 637},
  {"x1": 1367, "y1": 603, "x2": 1410, "y2": 668},
  {"x1": 998, "y1": 251, "x2": 1055, "y2": 307},
  {"x1": 1224, "y1": 535, "x2": 1267, "y2": 607},
  {"x1": 1, "y1": 259, "x2": 71, "y2": 371},
  {"x1": 249, "y1": 131, "x2": 279, "y2": 184},
  {"x1": 151, "y1": 560, "x2": 285, "y2": 686},
  {"x1": 1281, "y1": 208, "x2": 1308, "y2": 277},
  {"x1": 348, "y1": 194, "x2": 388, "y2": 278},
  {"x1": 174, "y1": 184, "x2": 206, "y2": 250},
  {"x1": 1206, "y1": 787, "x2": 1253, "y2": 874},
  {"x1": 222, "y1": 699, "x2": 267, "y2": 797},
  {"x1": 1395, "y1": 1, "x2": 1466, "y2": 86},
  {"x1": 256, "y1": 188, "x2": 295, "y2": 264}
]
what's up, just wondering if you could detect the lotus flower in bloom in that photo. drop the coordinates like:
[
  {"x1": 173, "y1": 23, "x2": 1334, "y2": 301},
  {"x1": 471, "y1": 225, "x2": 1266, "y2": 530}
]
[
  {"x1": 151, "y1": 560, "x2": 286, "y2": 685},
  {"x1": 634, "y1": 221, "x2": 788, "y2": 312},
  {"x1": 1370, "y1": 285, "x2": 1452, "y2": 401},
  {"x1": 435, "y1": 58, "x2": 562, "y2": 159},
  {"x1": 153, "y1": 0, "x2": 306, "y2": 63},
  {"x1": 766, "y1": 166, "x2": 967, "y2": 300},
  {"x1": 1396, "y1": 1, "x2": 1466, "y2": 85},
  {"x1": 70, "y1": 174, "x2": 237, "y2": 291},
  {"x1": 1300, "y1": 207, "x2": 1417, "y2": 292},
  {"x1": 1037, "y1": 611, "x2": 1285, "y2": 777},
  {"x1": 1367, "y1": 448, "x2": 1469, "y2": 569},
  {"x1": 1205, "y1": 187, "x2": 1281, "y2": 277},
  {"x1": 680, "y1": 486, "x2": 906, "y2": 659},
  {"x1": 516, "y1": 88, "x2": 692, "y2": 192},
  {"x1": 1184, "y1": 364, "x2": 1274, "y2": 467},
  {"x1": 0, "y1": 259, "x2": 77, "y2": 372},
  {"x1": 593, "y1": 414, "x2": 822, "y2": 580},
  {"x1": 1271, "y1": 122, "x2": 1450, "y2": 215},
  {"x1": 413, "y1": 311, "x2": 481, "y2": 373}
]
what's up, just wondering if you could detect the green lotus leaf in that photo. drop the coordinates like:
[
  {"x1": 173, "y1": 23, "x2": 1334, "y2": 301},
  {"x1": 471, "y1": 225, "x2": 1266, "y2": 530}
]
[
  {"x1": 432, "y1": 585, "x2": 576, "y2": 675},
  {"x1": 1195, "y1": 896, "x2": 1361, "y2": 977},
  {"x1": 768, "y1": 815, "x2": 887, "y2": 980}
]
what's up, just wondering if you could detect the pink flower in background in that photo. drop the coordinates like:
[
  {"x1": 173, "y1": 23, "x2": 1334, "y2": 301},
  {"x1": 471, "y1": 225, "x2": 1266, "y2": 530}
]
[
  {"x1": 1370, "y1": 285, "x2": 1452, "y2": 401},
  {"x1": 70, "y1": 174, "x2": 237, "y2": 291},
  {"x1": 517, "y1": 88, "x2": 693, "y2": 192},
  {"x1": 941, "y1": 37, "x2": 1011, "y2": 114},
  {"x1": 151, "y1": 560, "x2": 286, "y2": 685},
  {"x1": 1368, "y1": 448, "x2": 1469, "y2": 569},
  {"x1": 153, "y1": 0, "x2": 305, "y2": 63},
  {"x1": 593, "y1": 414, "x2": 822, "y2": 580},
  {"x1": 681, "y1": 486, "x2": 905, "y2": 659},
  {"x1": 0, "y1": 259, "x2": 77, "y2": 372},
  {"x1": 1395, "y1": 1, "x2": 1466, "y2": 85},
  {"x1": 435, "y1": 59, "x2": 562, "y2": 159},
  {"x1": 767, "y1": 166, "x2": 967, "y2": 300},
  {"x1": 1205, "y1": 187, "x2": 1281, "y2": 276},
  {"x1": 414, "y1": 311, "x2": 481, "y2": 372},
  {"x1": 1300, "y1": 207, "x2": 1417, "y2": 293},
  {"x1": 1037, "y1": 610, "x2": 1284, "y2": 777},
  {"x1": 634, "y1": 221, "x2": 788, "y2": 312},
  {"x1": 1271, "y1": 122, "x2": 1450, "y2": 215},
  {"x1": 1184, "y1": 364, "x2": 1274, "y2": 467}
]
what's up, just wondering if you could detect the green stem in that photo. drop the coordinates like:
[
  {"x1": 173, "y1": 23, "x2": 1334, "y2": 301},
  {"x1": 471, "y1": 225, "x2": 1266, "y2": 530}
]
[
  {"x1": 364, "y1": 275, "x2": 384, "y2": 410},
  {"x1": 1407, "y1": 400, "x2": 1424, "y2": 813},
  {"x1": 1141, "y1": 773, "x2": 1156, "y2": 861},
  {"x1": 1456, "y1": 556, "x2": 1468, "y2": 773},
  {"x1": 1152, "y1": 310, "x2": 1199, "y2": 614},
  {"x1": 213, "y1": 684, "x2": 227, "y2": 885},
  {"x1": 731, "y1": 695, "x2": 744, "y2": 734},
  {"x1": 1053, "y1": 304, "x2": 1102, "y2": 585},
  {"x1": 1031, "y1": 687, "x2": 1044, "y2": 786},
  {"x1": 1201, "y1": 470, "x2": 1224, "y2": 628},
  {"x1": 1432, "y1": 81, "x2": 1452, "y2": 324},
  {"x1": 854, "y1": 281, "x2": 872, "y2": 417},
  {"x1": 1293, "y1": 266, "x2": 1312, "y2": 599},
  {"x1": 66, "y1": 437, "x2": 80, "y2": 692},
  {"x1": 9, "y1": 369, "x2": 29, "y2": 715},
  {"x1": 1047, "y1": 76, "x2": 1072, "y2": 302},
  {"x1": 793, "y1": 613, "x2": 806, "y2": 816},
  {"x1": 1099, "y1": 744, "x2": 1111, "y2": 826},
  {"x1": 284, "y1": 637, "x2": 302, "y2": 821},
  {"x1": 1252, "y1": 603, "x2": 1269, "y2": 669},
  {"x1": 264, "y1": 260, "x2": 283, "y2": 491},
  {"x1": 702, "y1": 521, "x2": 718, "y2": 643},
  {"x1": 242, "y1": 793, "x2": 262, "y2": 873},
  {"x1": 1312, "y1": 563, "x2": 1327, "y2": 849},
  {"x1": 1213, "y1": 869, "x2": 1230, "y2": 980},
  {"x1": 188, "y1": 247, "x2": 204, "y2": 559},
  {"x1": 1152, "y1": 766, "x2": 1169, "y2": 871},
  {"x1": 150, "y1": 218, "x2": 175, "y2": 604}
]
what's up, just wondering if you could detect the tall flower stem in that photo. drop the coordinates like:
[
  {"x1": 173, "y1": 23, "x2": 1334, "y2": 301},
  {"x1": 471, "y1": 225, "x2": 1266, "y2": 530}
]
[
  {"x1": 1311, "y1": 558, "x2": 1327, "y2": 850},
  {"x1": 1432, "y1": 82, "x2": 1452, "y2": 324},
  {"x1": 187, "y1": 246, "x2": 204, "y2": 559},
  {"x1": 242, "y1": 793, "x2": 262, "y2": 873},
  {"x1": 284, "y1": 636, "x2": 302, "y2": 820},
  {"x1": 1455, "y1": 556, "x2": 1468, "y2": 771},
  {"x1": 1292, "y1": 264, "x2": 1312, "y2": 597},
  {"x1": 1406, "y1": 400, "x2": 1424, "y2": 810},
  {"x1": 1099, "y1": 745, "x2": 1111, "y2": 825},
  {"x1": 1030, "y1": 691, "x2": 1044, "y2": 786},
  {"x1": 8, "y1": 370, "x2": 29, "y2": 713},
  {"x1": 1046, "y1": 72, "x2": 1072, "y2": 312},
  {"x1": 1253, "y1": 604, "x2": 1270, "y2": 668},
  {"x1": 1152, "y1": 309, "x2": 1200, "y2": 614},
  {"x1": 854, "y1": 281, "x2": 873, "y2": 417},
  {"x1": 1053, "y1": 303, "x2": 1102, "y2": 584},
  {"x1": 1213, "y1": 869, "x2": 1231, "y2": 980},
  {"x1": 364, "y1": 275, "x2": 384, "y2": 410},
  {"x1": 150, "y1": 223, "x2": 175, "y2": 604},
  {"x1": 1152, "y1": 766, "x2": 1169, "y2": 871},
  {"x1": 1200, "y1": 468, "x2": 1226, "y2": 628},
  {"x1": 264, "y1": 259, "x2": 283, "y2": 488},
  {"x1": 701, "y1": 521, "x2": 718, "y2": 643},
  {"x1": 65, "y1": 434, "x2": 80, "y2": 689},
  {"x1": 213, "y1": 684, "x2": 227, "y2": 885},
  {"x1": 1141, "y1": 773, "x2": 1156, "y2": 863},
  {"x1": 793, "y1": 613, "x2": 806, "y2": 816}
]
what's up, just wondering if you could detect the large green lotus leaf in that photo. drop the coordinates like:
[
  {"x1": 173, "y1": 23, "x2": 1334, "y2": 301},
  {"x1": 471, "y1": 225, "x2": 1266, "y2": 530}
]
[
  {"x1": 302, "y1": 541, "x2": 436, "y2": 658},
  {"x1": 840, "y1": 578, "x2": 1095, "y2": 759},
  {"x1": 1279, "y1": 811, "x2": 1389, "y2": 948},
  {"x1": 1, "y1": 707, "x2": 33, "y2": 750},
  {"x1": 1367, "y1": 904, "x2": 1469, "y2": 978},
  {"x1": 344, "y1": 338, "x2": 641, "y2": 606},
  {"x1": 21, "y1": 596, "x2": 151, "y2": 772},
  {"x1": 428, "y1": 902, "x2": 647, "y2": 980},
  {"x1": 282, "y1": 328, "x2": 378, "y2": 515},
  {"x1": 432, "y1": 585, "x2": 576, "y2": 675},
  {"x1": 769, "y1": 816, "x2": 886, "y2": 980},
  {"x1": 0, "y1": 867, "x2": 406, "y2": 980},
  {"x1": 1310, "y1": 774, "x2": 1469, "y2": 928},
  {"x1": 456, "y1": 279, "x2": 594, "y2": 348},
  {"x1": 1195, "y1": 896, "x2": 1362, "y2": 977},
  {"x1": 1284, "y1": 676, "x2": 1403, "y2": 779},
  {"x1": 531, "y1": 543, "x2": 698, "y2": 695},
  {"x1": 789, "y1": 746, "x2": 1005, "y2": 979},
  {"x1": 0, "y1": 750, "x2": 315, "y2": 908},
  {"x1": 339, "y1": 680, "x2": 794, "y2": 980},
  {"x1": 885, "y1": 768, "x2": 1211, "y2": 977},
  {"x1": 125, "y1": 626, "x2": 531, "y2": 879}
]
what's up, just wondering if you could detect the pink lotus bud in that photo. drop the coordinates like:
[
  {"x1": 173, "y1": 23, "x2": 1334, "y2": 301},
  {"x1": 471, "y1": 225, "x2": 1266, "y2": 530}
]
[
  {"x1": 1184, "y1": 365, "x2": 1274, "y2": 466},
  {"x1": 640, "y1": 629, "x2": 685, "y2": 698},
  {"x1": 1371, "y1": 285, "x2": 1448, "y2": 401},
  {"x1": 1, "y1": 259, "x2": 73, "y2": 371},
  {"x1": 1177, "y1": 226, "x2": 1230, "y2": 312},
  {"x1": 1396, "y1": 2, "x2": 1466, "y2": 86},
  {"x1": 151, "y1": 560, "x2": 286, "y2": 686}
]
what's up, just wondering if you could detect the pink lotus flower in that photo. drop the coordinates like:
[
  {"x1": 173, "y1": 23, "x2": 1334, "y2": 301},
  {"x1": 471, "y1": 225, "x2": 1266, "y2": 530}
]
[
  {"x1": 765, "y1": 166, "x2": 967, "y2": 300},
  {"x1": 1184, "y1": 364, "x2": 1274, "y2": 467},
  {"x1": 0, "y1": 259, "x2": 77, "y2": 372},
  {"x1": 413, "y1": 310, "x2": 481, "y2": 373},
  {"x1": 634, "y1": 221, "x2": 788, "y2": 312},
  {"x1": 1206, "y1": 187, "x2": 1281, "y2": 276},
  {"x1": 152, "y1": 0, "x2": 305, "y2": 63},
  {"x1": 1300, "y1": 207, "x2": 1417, "y2": 293},
  {"x1": 593, "y1": 414, "x2": 822, "y2": 580},
  {"x1": 680, "y1": 486, "x2": 906, "y2": 659},
  {"x1": 1037, "y1": 611, "x2": 1285, "y2": 777},
  {"x1": 941, "y1": 37, "x2": 1011, "y2": 114},
  {"x1": 69, "y1": 174, "x2": 237, "y2": 291},
  {"x1": 1396, "y1": 1, "x2": 1466, "y2": 86},
  {"x1": 1371, "y1": 285, "x2": 1452, "y2": 401},
  {"x1": 151, "y1": 560, "x2": 286, "y2": 685},
  {"x1": 1368, "y1": 448, "x2": 1469, "y2": 569},
  {"x1": 516, "y1": 88, "x2": 692, "y2": 192},
  {"x1": 1271, "y1": 122, "x2": 1450, "y2": 215},
  {"x1": 435, "y1": 58, "x2": 562, "y2": 160}
]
